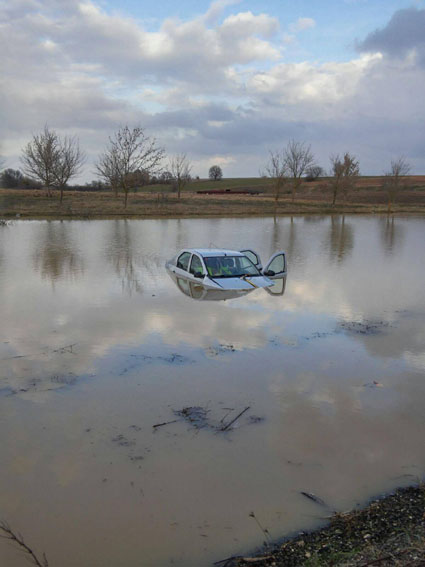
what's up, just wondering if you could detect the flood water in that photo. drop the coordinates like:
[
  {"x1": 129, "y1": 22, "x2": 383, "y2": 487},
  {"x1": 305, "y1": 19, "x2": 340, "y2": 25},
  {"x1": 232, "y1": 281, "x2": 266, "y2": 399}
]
[{"x1": 0, "y1": 215, "x2": 424, "y2": 567}]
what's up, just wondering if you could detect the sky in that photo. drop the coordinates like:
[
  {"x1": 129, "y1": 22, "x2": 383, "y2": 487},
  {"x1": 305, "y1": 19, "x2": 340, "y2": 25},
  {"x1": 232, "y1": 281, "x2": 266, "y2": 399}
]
[{"x1": 1, "y1": 0, "x2": 425, "y2": 180}]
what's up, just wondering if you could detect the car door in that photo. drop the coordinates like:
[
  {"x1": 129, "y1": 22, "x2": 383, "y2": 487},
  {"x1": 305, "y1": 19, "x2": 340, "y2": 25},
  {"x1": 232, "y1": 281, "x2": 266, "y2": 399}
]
[
  {"x1": 188, "y1": 253, "x2": 205, "y2": 281},
  {"x1": 262, "y1": 251, "x2": 286, "y2": 279},
  {"x1": 175, "y1": 251, "x2": 192, "y2": 276},
  {"x1": 240, "y1": 249, "x2": 262, "y2": 269}
]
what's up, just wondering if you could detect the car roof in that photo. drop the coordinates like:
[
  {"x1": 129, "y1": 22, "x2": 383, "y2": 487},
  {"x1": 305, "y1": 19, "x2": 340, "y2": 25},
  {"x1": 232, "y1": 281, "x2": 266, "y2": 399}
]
[{"x1": 184, "y1": 248, "x2": 245, "y2": 257}]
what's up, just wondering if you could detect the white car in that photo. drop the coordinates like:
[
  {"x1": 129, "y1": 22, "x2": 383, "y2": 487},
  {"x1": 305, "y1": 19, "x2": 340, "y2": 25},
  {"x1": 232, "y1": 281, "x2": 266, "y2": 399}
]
[{"x1": 165, "y1": 248, "x2": 286, "y2": 291}]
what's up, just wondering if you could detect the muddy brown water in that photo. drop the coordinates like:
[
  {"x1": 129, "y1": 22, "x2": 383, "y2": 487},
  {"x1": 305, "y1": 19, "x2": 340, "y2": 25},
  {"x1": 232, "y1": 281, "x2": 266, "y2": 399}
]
[{"x1": 0, "y1": 216, "x2": 424, "y2": 567}]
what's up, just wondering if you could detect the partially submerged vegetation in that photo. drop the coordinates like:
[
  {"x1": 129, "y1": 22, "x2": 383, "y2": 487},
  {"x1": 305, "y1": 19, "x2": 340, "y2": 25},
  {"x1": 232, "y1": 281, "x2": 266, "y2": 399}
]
[
  {"x1": 1, "y1": 175, "x2": 425, "y2": 219},
  {"x1": 220, "y1": 484, "x2": 425, "y2": 567}
]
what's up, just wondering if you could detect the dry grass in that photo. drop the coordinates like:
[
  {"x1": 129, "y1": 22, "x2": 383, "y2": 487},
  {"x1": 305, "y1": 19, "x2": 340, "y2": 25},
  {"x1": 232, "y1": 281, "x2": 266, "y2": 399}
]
[{"x1": 1, "y1": 176, "x2": 425, "y2": 219}]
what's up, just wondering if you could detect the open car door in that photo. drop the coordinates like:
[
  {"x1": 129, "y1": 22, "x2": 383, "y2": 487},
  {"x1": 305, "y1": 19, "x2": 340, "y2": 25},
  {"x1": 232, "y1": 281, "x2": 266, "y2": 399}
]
[
  {"x1": 240, "y1": 249, "x2": 262, "y2": 270},
  {"x1": 262, "y1": 251, "x2": 286, "y2": 279}
]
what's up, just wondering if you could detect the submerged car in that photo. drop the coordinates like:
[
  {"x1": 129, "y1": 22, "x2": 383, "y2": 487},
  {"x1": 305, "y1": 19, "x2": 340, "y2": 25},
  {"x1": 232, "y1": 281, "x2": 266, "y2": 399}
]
[
  {"x1": 168, "y1": 271, "x2": 287, "y2": 301},
  {"x1": 165, "y1": 248, "x2": 286, "y2": 291}
]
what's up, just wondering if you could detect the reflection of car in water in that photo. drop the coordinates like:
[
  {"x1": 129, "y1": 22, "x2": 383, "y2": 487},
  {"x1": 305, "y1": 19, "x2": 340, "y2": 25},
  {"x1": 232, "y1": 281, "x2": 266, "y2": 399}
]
[
  {"x1": 166, "y1": 248, "x2": 287, "y2": 299},
  {"x1": 169, "y1": 272, "x2": 287, "y2": 301},
  {"x1": 165, "y1": 248, "x2": 286, "y2": 292}
]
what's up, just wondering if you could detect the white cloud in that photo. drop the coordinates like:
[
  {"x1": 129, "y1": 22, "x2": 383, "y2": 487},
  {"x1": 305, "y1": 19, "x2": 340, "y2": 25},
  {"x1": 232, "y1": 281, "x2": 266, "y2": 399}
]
[
  {"x1": 288, "y1": 17, "x2": 316, "y2": 33},
  {"x1": 0, "y1": 1, "x2": 424, "y2": 177},
  {"x1": 248, "y1": 54, "x2": 382, "y2": 109}
]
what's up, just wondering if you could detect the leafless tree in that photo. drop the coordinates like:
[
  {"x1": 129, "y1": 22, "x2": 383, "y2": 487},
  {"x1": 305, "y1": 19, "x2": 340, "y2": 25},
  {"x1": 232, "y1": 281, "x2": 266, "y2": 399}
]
[
  {"x1": 284, "y1": 140, "x2": 315, "y2": 201},
  {"x1": 95, "y1": 146, "x2": 120, "y2": 196},
  {"x1": 305, "y1": 165, "x2": 324, "y2": 181},
  {"x1": 170, "y1": 154, "x2": 192, "y2": 198},
  {"x1": 54, "y1": 135, "x2": 86, "y2": 202},
  {"x1": 209, "y1": 165, "x2": 222, "y2": 181},
  {"x1": 21, "y1": 126, "x2": 59, "y2": 196},
  {"x1": 96, "y1": 126, "x2": 165, "y2": 207},
  {"x1": 383, "y1": 157, "x2": 411, "y2": 213},
  {"x1": 21, "y1": 126, "x2": 85, "y2": 200},
  {"x1": 263, "y1": 150, "x2": 288, "y2": 202},
  {"x1": 329, "y1": 152, "x2": 360, "y2": 205}
]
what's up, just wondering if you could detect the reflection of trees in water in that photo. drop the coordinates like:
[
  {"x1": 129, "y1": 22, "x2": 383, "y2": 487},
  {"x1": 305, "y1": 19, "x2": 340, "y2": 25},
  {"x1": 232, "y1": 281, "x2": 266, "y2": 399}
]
[
  {"x1": 270, "y1": 217, "x2": 282, "y2": 258},
  {"x1": 268, "y1": 216, "x2": 300, "y2": 263},
  {"x1": 33, "y1": 222, "x2": 84, "y2": 282},
  {"x1": 0, "y1": 230, "x2": 3, "y2": 272},
  {"x1": 106, "y1": 220, "x2": 142, "y2": 295},
  {"x1": 271, "y1": 216, "x2": 297, "y2": 260},
  {"x1": 328, "y1": 216, "x2": 353, "y2": 263},
  {"x1": 380, "y1": 216, "x2": 404, "y2": 255}
]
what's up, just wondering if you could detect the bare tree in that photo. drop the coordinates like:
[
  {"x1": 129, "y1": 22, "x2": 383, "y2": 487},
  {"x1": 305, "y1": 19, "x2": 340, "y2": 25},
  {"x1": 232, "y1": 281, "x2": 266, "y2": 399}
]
[
  {"x1": 383, "y1": 157, "x2": 411, "y2": 213},
  {"x1": 96, "y1": 126, "x2": 165, "y2": 207},
  {"x1": 21, "y1": 126, "x2": 59, "y2": 196},
  {"x1": 284, "y1": 140, "x2": 315, "y2": 201},
  {"x1": 170, "y1": 154, "x2": 192, "y2": 198},
  {"x1": 21, "y1": 126, "x2": 85, "y2": 200},
  {"x1": 209, "y1": 165, "x2": 222, "y2": 181},
  {"x1": 263, "y1": 150, "x2": 288, "y2": 202},
  {"x1": 1, "y1": 168, "x2": 24, "y2": 188},
  {"x1": 305, "y1": 165, "x2": 324, "y2": 181},
  {"x1": 53, "y1": 135, "x2": 86, "y2": 202},
  {"x1": 95, "y1": 146, "x2": 120, "y2": 196},
  {"x1": 329, "y1": 152, "x2": 360, "y2": 205}
]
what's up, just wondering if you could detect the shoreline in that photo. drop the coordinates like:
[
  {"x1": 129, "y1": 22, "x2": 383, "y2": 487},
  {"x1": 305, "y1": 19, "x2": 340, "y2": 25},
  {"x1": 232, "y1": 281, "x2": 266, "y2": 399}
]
[
  {"x1": 2, "y1": 188, "x2": 425, "y2": 220},
  {"x1": 221, "y1": 484, "x2": 425, "y2": 567}
]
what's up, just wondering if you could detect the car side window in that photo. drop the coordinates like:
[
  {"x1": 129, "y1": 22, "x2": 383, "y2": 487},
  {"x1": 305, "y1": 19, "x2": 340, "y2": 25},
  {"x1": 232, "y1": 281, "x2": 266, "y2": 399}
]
[
  {"x1": 241, "y1": 250, "x2": 259, "y2": 266},
  {"x1": 177, "y1": 252, "x2": 191, "y2": 271},
  {"x1": 267, "y1": 254, "x2": 285, "y2": 274},
  {"x1": 189, "y1": 254, "x2": 204, "y2": 275}
]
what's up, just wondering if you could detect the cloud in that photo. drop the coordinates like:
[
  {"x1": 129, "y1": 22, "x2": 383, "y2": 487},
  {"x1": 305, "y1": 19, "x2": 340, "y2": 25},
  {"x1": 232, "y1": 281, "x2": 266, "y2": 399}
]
[
  {"x1": 0, "y1": 1, "x2": 425, "y2": 177},
  {"x1": 203, "y1": 0, "x2": 243, "y2": 25},
  {"x1": 357, "y1": 7, "x2": 425, "y2": 65},
  {"x1": 288, "y1": 17, "x2": 316, "y2": 33}
]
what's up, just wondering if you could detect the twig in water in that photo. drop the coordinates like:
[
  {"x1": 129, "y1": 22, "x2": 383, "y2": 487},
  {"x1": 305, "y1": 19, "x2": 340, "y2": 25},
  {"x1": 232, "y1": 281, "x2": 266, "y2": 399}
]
[
  {"x1": 248, "y1": 511, "x2": 272, "y2": 543},
  {"x1": 220, "y1": 406, "x2": 250, "y2": 431},
  {"x1": 220, "y1": 409, "x2": 234, "y2": 424},
  {"x1": 0, "y1": 520, "x2": 49, "y2": 566},
  {"x1": 52, "y1": 343, "x2": 77, "y2": 354},
  {"x1": 300, "y1": 491, "x2": 327, "y2": 507},
  {"x1": 152, "y1": 420, "x2": 178, "y2": 429},
  {"x1": 214, "y1": 556, "x2": 242, "y2": 566}
]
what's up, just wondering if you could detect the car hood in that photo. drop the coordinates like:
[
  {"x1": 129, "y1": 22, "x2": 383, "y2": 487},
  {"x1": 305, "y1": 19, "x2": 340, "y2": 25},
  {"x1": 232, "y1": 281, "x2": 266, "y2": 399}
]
[{"x1": 203, "y1": 275, "x2": 273, "y2": 290}]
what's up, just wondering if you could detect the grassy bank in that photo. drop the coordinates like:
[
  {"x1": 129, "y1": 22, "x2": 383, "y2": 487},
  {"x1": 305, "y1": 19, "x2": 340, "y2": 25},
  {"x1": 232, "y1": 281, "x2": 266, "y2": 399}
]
[
  {"x1": 222, "y1": 484, "x2": 425, "y2": 567},
  {"x1": 1, "y1": 176, "x2": 425, "y2": 219}
]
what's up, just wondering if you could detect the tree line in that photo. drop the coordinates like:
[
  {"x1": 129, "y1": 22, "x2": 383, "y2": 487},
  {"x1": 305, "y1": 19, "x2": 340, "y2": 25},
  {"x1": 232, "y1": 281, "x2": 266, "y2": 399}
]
[
  {"x1": 263, "y1": 140, "x2": 410, "y2": 212},
  {"x1": 0, "y1": 126, "x2": 412, "y2": 211}
]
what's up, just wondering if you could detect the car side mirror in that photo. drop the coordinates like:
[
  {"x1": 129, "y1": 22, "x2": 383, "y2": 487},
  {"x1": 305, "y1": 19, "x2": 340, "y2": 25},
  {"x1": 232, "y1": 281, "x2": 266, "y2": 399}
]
[
  {"x1": 194, "y1": 272, "x2": 204, "y2": 279},
  {"x1": 264, "y1": 270, "x2": 275, "y2": 276}
]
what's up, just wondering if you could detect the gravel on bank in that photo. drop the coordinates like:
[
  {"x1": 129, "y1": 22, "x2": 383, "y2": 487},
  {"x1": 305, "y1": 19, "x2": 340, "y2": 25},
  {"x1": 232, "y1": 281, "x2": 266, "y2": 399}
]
[{"x1": 217, "y1": 485, "x2": 425, "y2": 567}]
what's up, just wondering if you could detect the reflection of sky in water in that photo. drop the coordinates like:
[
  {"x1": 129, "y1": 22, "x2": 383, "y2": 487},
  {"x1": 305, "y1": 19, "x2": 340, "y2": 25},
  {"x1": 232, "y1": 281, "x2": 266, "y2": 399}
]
[{"x1": 0, "y1": 216, "x2": 425, "y2": 566}]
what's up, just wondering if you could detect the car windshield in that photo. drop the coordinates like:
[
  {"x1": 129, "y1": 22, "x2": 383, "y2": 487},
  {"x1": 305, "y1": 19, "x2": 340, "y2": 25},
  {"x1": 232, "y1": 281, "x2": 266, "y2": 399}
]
[{"x1": 203, "y1": 255, "x2": 260, "y2": 278}]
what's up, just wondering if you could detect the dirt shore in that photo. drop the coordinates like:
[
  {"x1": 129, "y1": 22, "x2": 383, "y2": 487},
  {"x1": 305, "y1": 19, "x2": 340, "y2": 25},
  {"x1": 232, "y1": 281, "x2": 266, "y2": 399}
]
[
  {"x1": 1, "y1": 176, "x2": 425, "y2": 219},
  {"x1": 219, "y1": 485, "x2": 425, "y2": 567}
]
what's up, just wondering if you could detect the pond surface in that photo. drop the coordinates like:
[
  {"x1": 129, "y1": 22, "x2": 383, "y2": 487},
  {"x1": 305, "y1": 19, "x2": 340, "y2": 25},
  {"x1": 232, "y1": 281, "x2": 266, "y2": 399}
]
[{"x1": 0, "y1": 216, "x2": 424, "y2": 567}]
